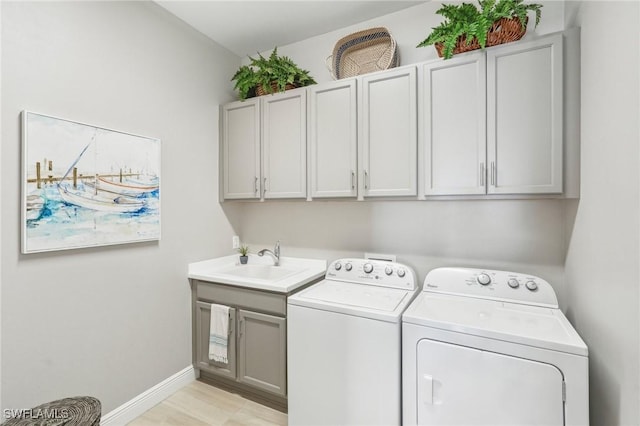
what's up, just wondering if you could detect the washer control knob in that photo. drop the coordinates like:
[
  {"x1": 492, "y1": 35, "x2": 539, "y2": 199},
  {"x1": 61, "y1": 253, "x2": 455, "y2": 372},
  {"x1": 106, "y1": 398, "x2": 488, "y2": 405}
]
[
  {"x1": 334, "y1": 262, "x2": 342, "y2": 271},
  {"x1": 363, "y1": 263, "x2": 374, "y2": 274},
  {"x1": 507, "y1": 278, "x2": 520, "y2": 289},
  {"x1": 397, "y1": 268, "x2": 406, "y2": 278},
  {"x1": 526, "y1": 281, "x2": 538, "y2": 291},
  {"x1": 345, "y1": 263, "x2": 353, "y2": 272},
  {"x1": 385, "y1": 266, "x2": 393, "y2": 276},
  {"x1": 477, "y1": 273, "x2": 491, "y2": 286}
]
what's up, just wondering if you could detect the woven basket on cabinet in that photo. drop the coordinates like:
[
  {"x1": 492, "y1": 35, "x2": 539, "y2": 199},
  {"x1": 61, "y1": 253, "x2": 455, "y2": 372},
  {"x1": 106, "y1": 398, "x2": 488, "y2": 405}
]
[
  {"x1": 435, "y1": 16, "x2": 528, "y2": 58},
  {"x1": 326, "y1": 27, "x2": 399, "y2": 80},
  {"x1": 255, "y1": 82, "x2": 298, "y2": 97}
]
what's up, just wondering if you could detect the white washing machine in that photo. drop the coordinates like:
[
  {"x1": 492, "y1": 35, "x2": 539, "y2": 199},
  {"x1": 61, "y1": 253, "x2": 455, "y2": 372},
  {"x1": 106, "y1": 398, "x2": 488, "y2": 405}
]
[
  {"x1": 402, "y1": 267, "x2": 589, "y2": 426},
  {"x1": 288, "y1": 258, "x2": 419, "y2": 426}
]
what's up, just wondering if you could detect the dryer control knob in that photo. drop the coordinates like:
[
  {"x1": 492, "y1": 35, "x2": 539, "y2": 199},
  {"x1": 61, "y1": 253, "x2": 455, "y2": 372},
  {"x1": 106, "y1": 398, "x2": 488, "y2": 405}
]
[
  {"x1": 525, "y1": 281, "x2": 538, "y2": 291},
  {"x1": 508, "y1": 278, "x2": 520, "y2": 289},
  {"x1": 345, "y1": 263, "x2": 353, "y2": 271},
  {"x1": 363, "y1": 263, "x2": 374, "y2": 274},
  {"x1": 397, "y1": 268, "x2": 406, "y2": 278},
  {"x1": 477, "y1": 273, "x2": 491, "y2": 285},
  {"x1": 334, "y1": 262, "x2": 342, "y2": 271},
  {"x1": 385, "y1": 266, "x2": 393, "y2": 276}
]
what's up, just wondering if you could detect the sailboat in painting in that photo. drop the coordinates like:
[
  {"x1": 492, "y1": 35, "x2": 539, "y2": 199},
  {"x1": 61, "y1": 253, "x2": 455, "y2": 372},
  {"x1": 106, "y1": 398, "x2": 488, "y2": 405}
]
[
  {"x1": 58, "y1": 181, "x2": 145, "y2": 213},
  {"x1": 87, "y1": 175, "x2": 159, "y2": 197},
  {"x1": 55, "y1": 131, "x2": 146, "y2": 213}
]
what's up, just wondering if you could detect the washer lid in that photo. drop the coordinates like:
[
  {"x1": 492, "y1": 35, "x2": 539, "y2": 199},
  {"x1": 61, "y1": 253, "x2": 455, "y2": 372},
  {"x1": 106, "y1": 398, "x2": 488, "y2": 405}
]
[
  {"x1": 403, "y1": 292, "x2": 588, "y2": 356},
  {"x1": 288, "y1": 279, "x2": 416, "y2": 322}
]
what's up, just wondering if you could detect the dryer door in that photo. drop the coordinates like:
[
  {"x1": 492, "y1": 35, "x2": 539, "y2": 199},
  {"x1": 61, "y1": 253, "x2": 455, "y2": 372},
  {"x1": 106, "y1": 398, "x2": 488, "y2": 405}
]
[{"x1": 416, "y1": 339, "x2": 564, "y2": 425}]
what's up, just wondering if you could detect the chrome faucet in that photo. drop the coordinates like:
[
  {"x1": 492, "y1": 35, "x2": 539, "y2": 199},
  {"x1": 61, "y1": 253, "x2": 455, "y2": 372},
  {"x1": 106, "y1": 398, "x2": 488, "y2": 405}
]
[{"x1": 258, "y1": 240, "x2": 280, "y2": 266}]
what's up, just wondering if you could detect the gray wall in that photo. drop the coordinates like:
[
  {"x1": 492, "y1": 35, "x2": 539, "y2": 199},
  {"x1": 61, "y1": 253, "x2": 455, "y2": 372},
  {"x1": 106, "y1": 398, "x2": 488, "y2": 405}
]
[
  {"x1": 563, "y1": 2, "x2": 640, "y2": 425},
  {"x1": 1, "y1": 1, "x2": 239, "y2": 413},
  {"x1": 233, "y1": 199, "x2": 566, "y2": 298}
]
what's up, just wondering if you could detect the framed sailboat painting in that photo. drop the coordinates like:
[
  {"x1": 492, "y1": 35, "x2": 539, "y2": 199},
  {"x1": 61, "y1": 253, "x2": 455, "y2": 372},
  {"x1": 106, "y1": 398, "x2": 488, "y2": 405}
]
[{"x1": 21, "y1": 111, "x2": 161, "y2": 253}]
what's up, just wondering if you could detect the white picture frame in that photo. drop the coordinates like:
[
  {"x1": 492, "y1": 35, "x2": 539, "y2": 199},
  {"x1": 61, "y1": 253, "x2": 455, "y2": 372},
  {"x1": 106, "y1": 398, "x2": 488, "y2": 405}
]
[{"x1": 21, "y1": 111, "x2": 161, "y2": 253}]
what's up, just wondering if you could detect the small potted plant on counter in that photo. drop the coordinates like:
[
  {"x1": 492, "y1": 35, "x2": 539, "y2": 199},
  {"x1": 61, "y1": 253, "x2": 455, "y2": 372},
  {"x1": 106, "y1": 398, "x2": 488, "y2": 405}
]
[
  {"x1": 238, "y1": 244, "x2": 250, "y2": 264},
  {"x1": 231, "y1": 47, "x2": 317, "y2": 100},
  {"x1": 417, "y1": 0, "x2": 543, "y2": 59}
]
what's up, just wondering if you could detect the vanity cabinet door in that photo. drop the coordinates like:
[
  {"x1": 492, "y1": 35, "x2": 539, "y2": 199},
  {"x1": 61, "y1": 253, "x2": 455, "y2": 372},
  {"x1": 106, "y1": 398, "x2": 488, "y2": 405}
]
[
  {"x1": 237, "y1": 310, "x2": 287, "y2": 396},
  {"x1": 309, "y1": 79, "x2": 358, "y2": 198},
  {"x1": 361, "y1": 66, "x2": 417, "y2": 197},
  {"x1": 222, "y1": 99, "x2": 261, "y2": 199},
  {"x1": 195, "y1": 302, "x2": 236, "y2": 380},
  {"x1": 487, "y1": 33, "x2": 563, "y2": 194},
  {"x1": 421, "y1": 53, "x2": 487, "y2": 195},
  {"x1": 262, "y1": 89, "x2": 307, "y2": 199}
]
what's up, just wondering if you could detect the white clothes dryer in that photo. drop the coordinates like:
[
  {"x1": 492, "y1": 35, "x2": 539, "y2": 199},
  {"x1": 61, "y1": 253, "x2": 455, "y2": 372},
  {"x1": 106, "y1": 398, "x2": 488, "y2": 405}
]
[
  {"x1": 288, "y1": 258, "x2": 419, "y2": 426},
  {"x1": 402, "y1": 267, "x2": 589, "y2": 426}
]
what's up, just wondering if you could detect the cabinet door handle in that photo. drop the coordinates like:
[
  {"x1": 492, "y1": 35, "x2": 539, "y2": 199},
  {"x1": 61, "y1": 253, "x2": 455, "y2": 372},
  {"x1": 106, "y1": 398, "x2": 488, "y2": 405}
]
[
  {"x1": 239, "y1": 318, "x2": 244, "y2": 337},
  {"x1": 491, "y1": 162, "x2": 496, "y2": 186},
  {"x1": 364, "y1": 170, "x2": 369, "y2": 189},
  {"x1": 254, "y1": 177, "x2": 258, "y2": 194},
  {"x1": 351, "y1": 170, "x2": 355, "y2": 189},
  {"x1": 480, "y1": 162, "x2": 485, "y2": 187},
  {"x1": 263, "y1": 177, "x2": 267, "y2": 196}
]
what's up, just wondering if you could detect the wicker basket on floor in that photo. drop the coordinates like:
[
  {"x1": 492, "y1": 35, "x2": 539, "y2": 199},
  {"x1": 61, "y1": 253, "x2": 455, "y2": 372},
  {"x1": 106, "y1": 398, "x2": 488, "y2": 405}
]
[
  {"x1": 435, "y1": 16, "x2": 528, "y2": 58},
  {"x1": 2, "y1": 396, "x2": 101, "y2": 426}
]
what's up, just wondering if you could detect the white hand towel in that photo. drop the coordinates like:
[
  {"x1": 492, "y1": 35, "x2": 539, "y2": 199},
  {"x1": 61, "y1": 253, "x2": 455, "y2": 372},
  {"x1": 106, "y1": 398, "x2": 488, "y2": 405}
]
[{"x1": 209, "y1": 303, "x2": 230, "y2": 364}]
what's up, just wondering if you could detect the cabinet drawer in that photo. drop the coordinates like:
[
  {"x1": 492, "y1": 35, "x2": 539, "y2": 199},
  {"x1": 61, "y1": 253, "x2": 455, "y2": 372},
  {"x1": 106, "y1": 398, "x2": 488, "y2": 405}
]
[{"x1": 195, "y1": 281, "x2": 287, "y2": 316}]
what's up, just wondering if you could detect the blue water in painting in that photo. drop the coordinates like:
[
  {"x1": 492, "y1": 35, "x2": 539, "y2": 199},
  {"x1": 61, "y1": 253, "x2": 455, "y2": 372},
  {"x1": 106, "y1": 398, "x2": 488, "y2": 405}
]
[{"x1": 26, "y1": 183, "x2": 160, "y2": 251}]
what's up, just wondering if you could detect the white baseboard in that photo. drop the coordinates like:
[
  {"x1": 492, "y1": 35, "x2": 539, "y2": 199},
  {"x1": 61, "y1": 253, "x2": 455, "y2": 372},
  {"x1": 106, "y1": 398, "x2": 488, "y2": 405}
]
[{"x1": 101, "y1": 365, "x2": 196, "y2": 426}]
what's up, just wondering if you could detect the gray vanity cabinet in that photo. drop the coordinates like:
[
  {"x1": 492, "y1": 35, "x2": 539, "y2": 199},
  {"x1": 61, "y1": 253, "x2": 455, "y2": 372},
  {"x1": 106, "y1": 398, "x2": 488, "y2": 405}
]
[{"x1": 191, "y1": 279, "x2": 296, "y2": 410}]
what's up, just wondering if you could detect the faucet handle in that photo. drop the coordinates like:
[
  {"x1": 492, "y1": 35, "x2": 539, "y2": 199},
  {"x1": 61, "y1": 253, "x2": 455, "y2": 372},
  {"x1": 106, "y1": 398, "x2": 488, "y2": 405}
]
[{"x1": 275, "y1": 240, "x2": 280, "y2": 256}]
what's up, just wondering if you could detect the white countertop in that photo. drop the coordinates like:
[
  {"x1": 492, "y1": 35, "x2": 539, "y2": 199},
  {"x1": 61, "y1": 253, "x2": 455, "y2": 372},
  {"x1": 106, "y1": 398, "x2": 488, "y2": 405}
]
[{"x1": 188, "y1": 254, "x2": 327, "y2": 293}]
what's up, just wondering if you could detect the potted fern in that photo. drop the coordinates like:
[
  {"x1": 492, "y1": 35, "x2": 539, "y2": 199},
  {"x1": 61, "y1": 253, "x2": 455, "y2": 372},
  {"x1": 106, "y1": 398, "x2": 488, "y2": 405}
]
[
  {"x1": 231, "y1": 47, "x2": 317, "y2": 100},
  {"x1": 417, "y1": 0, "x2": 543, "y2": 59}
]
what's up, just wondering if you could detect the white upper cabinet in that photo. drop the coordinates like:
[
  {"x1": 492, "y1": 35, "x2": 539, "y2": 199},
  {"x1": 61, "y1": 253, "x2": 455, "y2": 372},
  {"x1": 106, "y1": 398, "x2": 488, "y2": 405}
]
[
  {"x1": 222, "y1": 99, "x2": 261, "y2": 200},
  {"x1": 221, "y1": 32, "x2": 570, "y2": 202},
  {"x1": 361, "y1": 66, "x2": 418, "y2": 197},
  {"x1": 487, "y1": 33, "x2": 563, "y2": 194},
  {"x1": 309, "y1": 79, "x2": 358, "y2": 198},
  {"x1": 261, "y1": 89, "x2": 307, "y2": 199},
  {"x1": 421, "y1": 52, "x2": 487, "y2": 195}
]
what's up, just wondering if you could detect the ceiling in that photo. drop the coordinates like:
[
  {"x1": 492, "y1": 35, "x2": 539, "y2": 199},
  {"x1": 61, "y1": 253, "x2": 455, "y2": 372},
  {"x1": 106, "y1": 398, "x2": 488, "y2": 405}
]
[{"x1": 155, "y1": 1, "x2": 424, "y2": 57}]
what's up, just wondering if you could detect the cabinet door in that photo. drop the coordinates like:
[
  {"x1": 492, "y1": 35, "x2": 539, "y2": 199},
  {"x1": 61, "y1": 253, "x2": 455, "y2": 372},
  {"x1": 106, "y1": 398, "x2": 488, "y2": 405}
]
[
  {"x1": 222, "y1": 99, "x2": 261, "y2": 199},
  {"x1": 361, "y1": 67, "x2": 418, "y2": 197},
  {"x1": 262, "y1": 90, "x2": 307, "y2": 199},
  {"x1": 195, "y1": 302, "x2": 236, "y2": 380},
  {"x1": 309, "y1": 79, "x2": 358, "y2": 198},
  {"x1": 422, "y1": 53, "x2": 487, "y2": 195},
  {"x1": 237, "y1": 310, "x2": 286, "y2": 396},
  {"x1": 487, "y1": 33, "x2": 563, "y2": 194}
]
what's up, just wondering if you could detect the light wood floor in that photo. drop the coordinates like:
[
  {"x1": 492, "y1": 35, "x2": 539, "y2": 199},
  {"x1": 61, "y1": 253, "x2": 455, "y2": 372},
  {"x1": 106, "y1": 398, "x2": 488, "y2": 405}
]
[{"x1": 127, "y1": 380, "x2": 287, "y2": 426}]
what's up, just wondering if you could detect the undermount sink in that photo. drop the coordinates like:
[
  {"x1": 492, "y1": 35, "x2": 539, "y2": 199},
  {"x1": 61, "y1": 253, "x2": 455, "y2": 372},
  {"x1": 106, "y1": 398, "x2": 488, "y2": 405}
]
[
  {"x1": 217, "y1": 264, "x2": 298, "y2": 281},
  {"x1": 187, "y1": 254, "x2": 327, "y2": 293}
]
